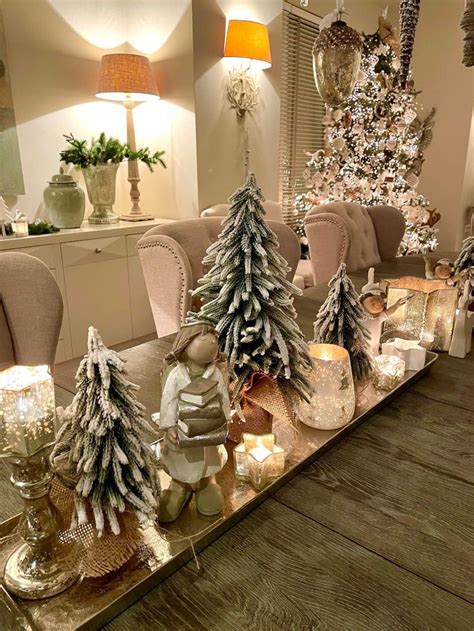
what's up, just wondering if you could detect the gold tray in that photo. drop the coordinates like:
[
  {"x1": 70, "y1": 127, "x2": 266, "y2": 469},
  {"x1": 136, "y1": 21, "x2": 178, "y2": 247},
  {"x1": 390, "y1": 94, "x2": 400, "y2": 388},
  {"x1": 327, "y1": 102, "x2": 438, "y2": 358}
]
[{"x1": 0, "y1": 352, "x2": 438, "y2": 630}]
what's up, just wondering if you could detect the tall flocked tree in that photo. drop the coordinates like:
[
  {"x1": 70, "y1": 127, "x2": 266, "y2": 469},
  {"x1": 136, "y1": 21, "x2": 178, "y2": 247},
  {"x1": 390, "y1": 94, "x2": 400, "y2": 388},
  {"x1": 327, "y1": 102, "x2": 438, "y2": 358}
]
[
  {"x1": 190, "y1": 173, "x2": 312, "y2": 401},
  {"x1": 53, "y1": 327, "x2": 160, "y2": 536},
  {"x1": 454, "y1": 237, "x2": 474, "y2": 286},
  {"x1": 295, "y1": 22, "x2": 439, "y2": 256},
  {"x1": 313, "y1": 263, "x2": 373, "y2": 381}
]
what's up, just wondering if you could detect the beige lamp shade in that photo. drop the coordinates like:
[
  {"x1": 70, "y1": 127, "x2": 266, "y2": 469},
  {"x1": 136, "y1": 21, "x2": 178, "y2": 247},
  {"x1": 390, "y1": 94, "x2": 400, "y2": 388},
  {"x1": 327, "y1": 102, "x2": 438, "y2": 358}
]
[
  {"x1": 96, "y1": 53, "x2": 159, "y2": 102},
  {"x1": 224, "y1": 19, "x2": 272, "y2": 69}
]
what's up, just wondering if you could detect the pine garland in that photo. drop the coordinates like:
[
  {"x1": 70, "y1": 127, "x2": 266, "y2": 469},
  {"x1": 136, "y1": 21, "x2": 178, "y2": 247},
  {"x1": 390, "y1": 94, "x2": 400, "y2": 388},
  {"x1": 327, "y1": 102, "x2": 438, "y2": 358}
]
[
  {"x1": 52, "y1": 327, "x2": 160, "y2": 536},
  {"x1": 399, "y1": 0, "x2": 421, "y2": 89},
  {"x1": 189, "y1": 173, "x2": 312, "y2": 401},
  {"x1": 313, "y1": 263, "x2": 373, "y2": 381}
]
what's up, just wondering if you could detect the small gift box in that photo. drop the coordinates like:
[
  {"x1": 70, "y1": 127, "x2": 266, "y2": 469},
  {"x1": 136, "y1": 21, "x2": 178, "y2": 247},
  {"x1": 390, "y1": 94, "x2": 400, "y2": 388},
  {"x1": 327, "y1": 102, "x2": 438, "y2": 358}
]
[{"x1": 384, "y1": 277, "x2": 458, "y2": 351}]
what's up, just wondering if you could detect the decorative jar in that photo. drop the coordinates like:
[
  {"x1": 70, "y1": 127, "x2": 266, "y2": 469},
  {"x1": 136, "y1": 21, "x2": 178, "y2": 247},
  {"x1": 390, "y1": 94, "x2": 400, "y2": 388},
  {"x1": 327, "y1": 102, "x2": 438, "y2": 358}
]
[
  {"x1": 43, "y1": 168, "x2": 85, "y2": 229},
  {"x1": 385, "y1": 277, "x2": 458, "y2": 351},
  {"x1": 297, "y1": 344, "x2": 356, "y2": 430},
  {"x1": 83, "y1": 163, "x2": 120, "y2": 224}
]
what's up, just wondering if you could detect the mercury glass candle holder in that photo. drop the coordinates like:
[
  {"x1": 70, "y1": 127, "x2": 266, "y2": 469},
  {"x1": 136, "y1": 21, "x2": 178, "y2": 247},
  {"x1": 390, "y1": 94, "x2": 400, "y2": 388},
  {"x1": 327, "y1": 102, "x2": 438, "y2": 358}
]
[
  {"x1": 385, "y1": 277, "x2": 458, "y2": 351},
  {"x1": 0, "y1": 365, "x2": 79, "y2": 599},
  {"x1": 372, "y1": 355, "x2": 405, "y2": 392},
  {"x1": 297, "y1": 344, "x2": 356, "y2": 430},
  {"x1": 233, "y1": 433, "x2": 285, "y2": 491}
]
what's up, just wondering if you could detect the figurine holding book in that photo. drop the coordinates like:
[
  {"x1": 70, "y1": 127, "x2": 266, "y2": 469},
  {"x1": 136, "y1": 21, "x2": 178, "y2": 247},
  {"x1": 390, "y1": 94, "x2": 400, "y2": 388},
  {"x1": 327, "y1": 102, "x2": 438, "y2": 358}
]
[{"x1": 159, "y1": 322, "x2": 231, "y2": 522}]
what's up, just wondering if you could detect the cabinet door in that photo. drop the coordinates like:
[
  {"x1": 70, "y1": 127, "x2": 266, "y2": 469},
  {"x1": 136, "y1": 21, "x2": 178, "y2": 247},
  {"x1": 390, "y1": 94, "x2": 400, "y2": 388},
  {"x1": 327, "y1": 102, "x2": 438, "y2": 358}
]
[
  {"x1": 62, "y1": 237, "x2": 132, "y2": 357},
  {"x1": 126, "y1": 234, "x2": 155, "y2": 338}
]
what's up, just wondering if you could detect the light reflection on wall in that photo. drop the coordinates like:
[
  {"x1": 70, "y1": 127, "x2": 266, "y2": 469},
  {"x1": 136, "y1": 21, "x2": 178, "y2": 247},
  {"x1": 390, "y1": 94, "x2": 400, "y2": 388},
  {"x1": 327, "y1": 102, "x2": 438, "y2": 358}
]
[{"x1": 47, "y1": 0, "x2": 189, "y2": 54}]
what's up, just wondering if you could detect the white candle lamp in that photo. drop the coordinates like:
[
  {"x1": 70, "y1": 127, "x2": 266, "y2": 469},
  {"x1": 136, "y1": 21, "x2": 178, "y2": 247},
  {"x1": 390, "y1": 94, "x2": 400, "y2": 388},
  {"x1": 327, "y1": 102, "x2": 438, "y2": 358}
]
[
  {"x1": 297, "y1": 344, "x2": 356, "y2": 430},
  {"x1": 372, "y1": 354, "x2": 405, "y2": 391},
  {"x1": 381, "y1": 338, "x2": 426, "y2": 371},
  {"x1": 0, "y1": 365, "x2": 78, "y2": 599},
  {"x1": 233, "y1": 433, "x2": 285, "y2": 491},
  {"x1": 12, "y1": 218, "x2": 28, "y2": 237}
]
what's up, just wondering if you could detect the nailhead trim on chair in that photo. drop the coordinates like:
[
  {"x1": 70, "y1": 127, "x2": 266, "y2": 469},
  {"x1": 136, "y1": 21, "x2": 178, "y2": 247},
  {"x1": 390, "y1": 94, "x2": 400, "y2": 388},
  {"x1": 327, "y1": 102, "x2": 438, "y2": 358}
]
[
  {"x1": 138, "y1": 240, "x2": 188, "y2": 326},
  {"x1": 305, "y1": 214, "x2": 349, "y2": 267}
]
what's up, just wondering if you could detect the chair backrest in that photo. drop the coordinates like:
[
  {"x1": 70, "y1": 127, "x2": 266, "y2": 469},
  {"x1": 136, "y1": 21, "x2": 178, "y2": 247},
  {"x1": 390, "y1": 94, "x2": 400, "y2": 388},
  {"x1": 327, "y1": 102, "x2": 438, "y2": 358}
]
[
  {"x1": 304, "y1": 202, "x2": 405, "y2": 284},
  {"x1": 0, "y1": 252, "x2": 63, "y2": 369},
  {"x1": 201, "y1": 200, "x2": 284, "y2": 222},
  {"x1": 138, "y1": 217, "x2": 300, "y2": 338}
]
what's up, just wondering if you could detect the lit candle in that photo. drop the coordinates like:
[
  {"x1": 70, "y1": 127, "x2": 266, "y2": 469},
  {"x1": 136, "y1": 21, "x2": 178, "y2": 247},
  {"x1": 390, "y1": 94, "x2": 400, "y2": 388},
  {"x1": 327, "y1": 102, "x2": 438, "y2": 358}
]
[
  {"x1": 233, "y1": 433, "x2": 285, "y2": 491},
  {"x1": 0, "y1": 365, "x2": 56, "y2": 457},
  {"x1": 372, "y1": 354, "x2": 405, "y2": 391},
  {"x1": 12, "y1": 219, "x2": 28, "y2": 238},
  {"x1": 297, "y1": 343, "x2": 356, "y2": 430}
]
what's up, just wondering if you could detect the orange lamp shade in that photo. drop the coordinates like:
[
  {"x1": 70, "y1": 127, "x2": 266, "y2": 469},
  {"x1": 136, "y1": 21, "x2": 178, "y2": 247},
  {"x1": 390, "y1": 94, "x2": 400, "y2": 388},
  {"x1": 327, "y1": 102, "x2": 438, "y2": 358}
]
[
  {"x1": 224, "y1": 20, "x2": 272, "y2": 69},
  {"x1": 96, "y1": 53, "x2": 159, "y2": 102}
]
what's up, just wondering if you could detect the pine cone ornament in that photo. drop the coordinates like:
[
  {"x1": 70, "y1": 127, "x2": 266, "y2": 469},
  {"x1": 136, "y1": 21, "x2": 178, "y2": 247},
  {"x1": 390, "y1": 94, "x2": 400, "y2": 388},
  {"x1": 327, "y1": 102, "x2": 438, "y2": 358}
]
[
  {"x1": 399, "y1": 0, "x2": 421, "y2": 89},
  {"x1": 461, "y1": 0, "x2": 474, "y2": 67}
]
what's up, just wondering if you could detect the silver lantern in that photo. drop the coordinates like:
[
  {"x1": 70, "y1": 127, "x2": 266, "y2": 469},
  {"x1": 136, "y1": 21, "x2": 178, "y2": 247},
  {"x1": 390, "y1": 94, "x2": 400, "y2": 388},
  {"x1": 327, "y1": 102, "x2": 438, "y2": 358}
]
[{"x1": 313, "y1": 20, "x2": 362, "y2": 107}]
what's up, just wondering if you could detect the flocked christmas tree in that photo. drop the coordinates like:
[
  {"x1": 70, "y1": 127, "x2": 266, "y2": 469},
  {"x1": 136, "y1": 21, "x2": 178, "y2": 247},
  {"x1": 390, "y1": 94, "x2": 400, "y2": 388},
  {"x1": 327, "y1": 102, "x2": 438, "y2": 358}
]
[
  {"x1": 189, "y1": 173, "x2": 312, "y2": 401},
  {"x1": 53, "y1": 327, "x2": 160, "y2": 536},
  {"x1": 454, "y1": 237, "x2": 474, "y2": 286},
  {"x1": 313, "y1": 263, "x2": 373, "y2": 381},
  {"x1": 295, "y1": 18, "x2": 439, "y2": 255}
]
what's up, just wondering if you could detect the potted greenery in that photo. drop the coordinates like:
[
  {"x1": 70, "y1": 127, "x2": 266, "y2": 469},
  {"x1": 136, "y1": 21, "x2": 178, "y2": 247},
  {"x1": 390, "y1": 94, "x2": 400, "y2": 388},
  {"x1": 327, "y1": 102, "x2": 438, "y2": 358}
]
[{"x1": 60, "y1": 133, "x2": 166, "y2": 224}]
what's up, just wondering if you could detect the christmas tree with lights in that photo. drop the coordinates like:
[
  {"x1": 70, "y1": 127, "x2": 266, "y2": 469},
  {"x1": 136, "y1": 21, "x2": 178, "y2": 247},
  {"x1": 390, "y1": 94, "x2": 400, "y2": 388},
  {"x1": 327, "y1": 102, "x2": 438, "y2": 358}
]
[{"x1": 295, "y1": 19, "x2": 439, "y2": 255}]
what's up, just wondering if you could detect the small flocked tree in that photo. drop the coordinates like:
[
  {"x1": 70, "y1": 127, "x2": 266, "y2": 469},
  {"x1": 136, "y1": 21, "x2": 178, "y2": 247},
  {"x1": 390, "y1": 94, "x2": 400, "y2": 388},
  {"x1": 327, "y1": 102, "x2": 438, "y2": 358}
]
[
  {"x1": 313, "y1": 263, "x2": 373, "y2": 381},
  {"x1": 189, "y1": 173, "x2": 312, "y2": 401},
  {"x1": 53, "y1": 327, "x2": 160, "y2": 536},
  {"x1": 454, "y1": 237, "x2": 474, "y2": 286}
]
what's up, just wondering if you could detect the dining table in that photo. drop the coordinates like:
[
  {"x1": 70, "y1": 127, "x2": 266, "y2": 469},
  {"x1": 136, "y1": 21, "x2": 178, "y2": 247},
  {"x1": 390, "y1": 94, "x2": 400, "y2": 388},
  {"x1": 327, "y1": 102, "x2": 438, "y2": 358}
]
[{"x1": 0, "y1": 254, "x2": 473, "y2": 630}]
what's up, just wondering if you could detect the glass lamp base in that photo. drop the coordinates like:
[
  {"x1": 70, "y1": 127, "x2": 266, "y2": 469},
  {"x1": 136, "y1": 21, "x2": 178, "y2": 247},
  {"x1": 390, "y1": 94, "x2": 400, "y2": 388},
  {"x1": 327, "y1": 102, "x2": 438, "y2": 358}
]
[{"x1": 4, "y1": 541, "x2": 78, "y2": 600}]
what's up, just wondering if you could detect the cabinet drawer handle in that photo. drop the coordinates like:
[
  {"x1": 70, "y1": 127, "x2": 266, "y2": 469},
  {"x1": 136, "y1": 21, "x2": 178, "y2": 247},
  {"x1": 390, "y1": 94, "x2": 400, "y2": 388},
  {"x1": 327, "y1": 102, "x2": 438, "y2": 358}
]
[{"x1": 95, "y1": 248, "x2": 102, "y2": 254}]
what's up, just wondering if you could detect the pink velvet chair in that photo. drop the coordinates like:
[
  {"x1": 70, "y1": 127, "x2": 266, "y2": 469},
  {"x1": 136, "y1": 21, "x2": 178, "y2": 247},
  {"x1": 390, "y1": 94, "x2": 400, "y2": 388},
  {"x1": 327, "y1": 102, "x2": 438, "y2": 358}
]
[
  {"x1": 138, "y1": 217, "x2": 301, "y2": 338},
  {"x1": 304, "y1": 202, "x2": 405, "y2": 284},
  {"x1": 0, "y1": 252, "x2": 63, "y2": 370}
]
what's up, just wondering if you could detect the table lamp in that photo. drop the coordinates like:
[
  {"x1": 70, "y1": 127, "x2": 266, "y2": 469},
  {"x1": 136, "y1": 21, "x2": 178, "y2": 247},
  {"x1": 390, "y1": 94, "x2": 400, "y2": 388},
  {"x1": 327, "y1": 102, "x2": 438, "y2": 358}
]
[{"x1": 96, "y1": 53, "x2": 160, "y2": 221}]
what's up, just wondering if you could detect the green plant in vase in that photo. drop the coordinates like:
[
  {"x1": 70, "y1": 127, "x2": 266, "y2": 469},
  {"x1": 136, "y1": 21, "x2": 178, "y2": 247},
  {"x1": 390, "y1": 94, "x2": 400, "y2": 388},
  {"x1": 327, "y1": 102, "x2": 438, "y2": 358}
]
[{"x1": 60, "y1": 133, "x2": 166, "y2": 224}]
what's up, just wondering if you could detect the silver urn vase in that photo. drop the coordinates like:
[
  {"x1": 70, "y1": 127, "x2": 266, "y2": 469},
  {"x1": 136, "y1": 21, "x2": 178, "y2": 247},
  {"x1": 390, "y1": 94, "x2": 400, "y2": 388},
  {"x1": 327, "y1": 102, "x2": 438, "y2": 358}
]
[{"x1": 83, "y1": 163, "x2": 120, "y2": 224}]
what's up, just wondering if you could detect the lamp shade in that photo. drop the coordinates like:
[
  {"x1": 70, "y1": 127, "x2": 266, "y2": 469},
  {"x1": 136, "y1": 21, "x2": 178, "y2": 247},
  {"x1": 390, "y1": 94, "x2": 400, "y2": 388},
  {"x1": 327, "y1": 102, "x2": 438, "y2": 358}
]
[
  {"x1": 224, "y1": 20, "x2": 272, "y2": 69},
  {"x1": 96, "y1": 53, "x2": 159, "y2": 102}
]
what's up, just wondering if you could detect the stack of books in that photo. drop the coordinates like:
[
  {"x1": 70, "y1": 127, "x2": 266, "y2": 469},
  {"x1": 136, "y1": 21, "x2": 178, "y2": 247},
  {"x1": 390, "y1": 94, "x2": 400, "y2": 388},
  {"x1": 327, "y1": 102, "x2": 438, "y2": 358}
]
[{"x1": 177, "y1": 377, "x2": 227, "y2": 448}]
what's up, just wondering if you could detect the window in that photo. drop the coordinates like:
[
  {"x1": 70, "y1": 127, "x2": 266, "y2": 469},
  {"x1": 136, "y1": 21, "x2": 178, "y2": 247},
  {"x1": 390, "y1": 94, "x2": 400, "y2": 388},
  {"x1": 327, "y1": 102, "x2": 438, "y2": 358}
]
[{"x1": 279, "y1": 3, "x2": 325, "y2": 228}]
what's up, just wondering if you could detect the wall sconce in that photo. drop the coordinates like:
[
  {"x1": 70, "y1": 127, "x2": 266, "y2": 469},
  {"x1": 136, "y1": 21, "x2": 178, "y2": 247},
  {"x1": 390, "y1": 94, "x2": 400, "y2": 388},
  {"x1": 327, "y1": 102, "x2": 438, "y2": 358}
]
[
  {"x1": 233, "y1": 433, "x2": 285, "y2": 491},
  {"x1": 0, "y1": 366, "x2": 78, "y2": 599},
  {"x1": 96, "y1": 53, "x2": 160, "y2": 222},
  {"x1": 223, "y1": 19, "x2": 272, "y2": 175}
]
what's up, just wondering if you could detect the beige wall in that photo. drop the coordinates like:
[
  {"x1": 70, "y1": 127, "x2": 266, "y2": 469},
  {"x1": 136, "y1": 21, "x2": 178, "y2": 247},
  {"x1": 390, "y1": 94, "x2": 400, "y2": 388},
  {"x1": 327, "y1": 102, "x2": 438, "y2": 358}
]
[
  {"x1": 394, "y1": 0, "x2": 473, "y2": 251},
  {"x1": 192, "y1": 0, "x2": 282, "y2": 209},
  {"x1": 2, "y1": 0, "x2": 198, "y2": 221}
]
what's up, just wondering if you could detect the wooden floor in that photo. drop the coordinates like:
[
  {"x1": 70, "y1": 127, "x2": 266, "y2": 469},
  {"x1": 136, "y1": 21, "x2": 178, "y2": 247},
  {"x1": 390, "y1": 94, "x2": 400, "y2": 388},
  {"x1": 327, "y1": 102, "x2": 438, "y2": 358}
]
[{"x1": 1, "y1": 255, "x2": 473, "y2": 629}]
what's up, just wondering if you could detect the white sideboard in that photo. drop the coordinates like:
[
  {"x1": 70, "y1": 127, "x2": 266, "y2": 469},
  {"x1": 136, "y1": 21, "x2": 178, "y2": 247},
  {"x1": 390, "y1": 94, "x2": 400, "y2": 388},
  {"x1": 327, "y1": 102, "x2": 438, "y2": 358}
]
[{"x1": 0, "y1": 220, "x2": 173, "y2": 362}]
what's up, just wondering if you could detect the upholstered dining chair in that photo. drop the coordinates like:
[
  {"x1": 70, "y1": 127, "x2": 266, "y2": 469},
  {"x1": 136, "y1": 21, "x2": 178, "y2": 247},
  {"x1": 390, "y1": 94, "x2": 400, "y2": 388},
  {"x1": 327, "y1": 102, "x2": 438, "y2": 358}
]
[
  {"x1": 201, "y1": 201, "x2": 314, "y2": 289},
  {"x1": 0, "y1": 252, "x2": 63, "y2": 370},
  {"x1": 304, "y1": 202, "x2": 405, "y2": 285},
  {"x1": 138, "y1": 217, "x2": 301, "y2": 338}
]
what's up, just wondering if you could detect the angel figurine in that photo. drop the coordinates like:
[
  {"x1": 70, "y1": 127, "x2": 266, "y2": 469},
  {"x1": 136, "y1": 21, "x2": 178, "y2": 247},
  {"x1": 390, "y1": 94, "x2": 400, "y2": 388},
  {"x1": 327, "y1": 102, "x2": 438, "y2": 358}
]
[
  {"x1": 424, "y1": 255, "x2": 456, "y2": 285},
  {"x1": 158, "y1": 322, "x2": 231, "y2": 522},
  {"x1": 360, "y1": 268, "x2": 413, "y2": 356}
]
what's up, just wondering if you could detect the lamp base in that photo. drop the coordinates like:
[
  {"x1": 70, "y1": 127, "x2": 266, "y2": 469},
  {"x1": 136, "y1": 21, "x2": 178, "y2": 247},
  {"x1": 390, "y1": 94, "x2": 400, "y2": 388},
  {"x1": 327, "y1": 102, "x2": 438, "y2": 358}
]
[
  {"x1": 120, "y1": 212, "x2": 154, "y2": 222},
  {"x1": 4, "y1": 541, "x2": 78, "y2": 600}
]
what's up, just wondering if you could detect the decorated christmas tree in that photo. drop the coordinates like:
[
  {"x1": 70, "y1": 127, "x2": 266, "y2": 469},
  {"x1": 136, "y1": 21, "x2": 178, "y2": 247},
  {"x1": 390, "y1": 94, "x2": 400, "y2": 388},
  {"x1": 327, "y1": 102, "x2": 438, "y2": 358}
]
[
  {"x1": 190, "y1": 173, "x2": 312, "y2": 401},
  {"x1": 454, "y1": 237, "x2": 474, "y2": 285},
  {"x1": 53, "y1": 327, "x2": 160, "y2": 536},
  {"x1": 295, "y1": 18, "x2": 439, "y2": 255},
  {"x1": 313, "y1": 263, "x2": 373, "y2": 381}
]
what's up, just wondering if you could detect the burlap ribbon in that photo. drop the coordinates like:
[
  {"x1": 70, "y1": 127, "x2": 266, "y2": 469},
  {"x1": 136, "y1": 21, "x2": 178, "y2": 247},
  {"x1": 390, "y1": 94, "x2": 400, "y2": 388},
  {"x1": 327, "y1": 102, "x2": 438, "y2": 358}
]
[
  {"x1": 50, "y1": 477, "x2": 141, "y2": 578},
  {"x1": 228, "y1": 373, "x2": 297, "y2": 443}
]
